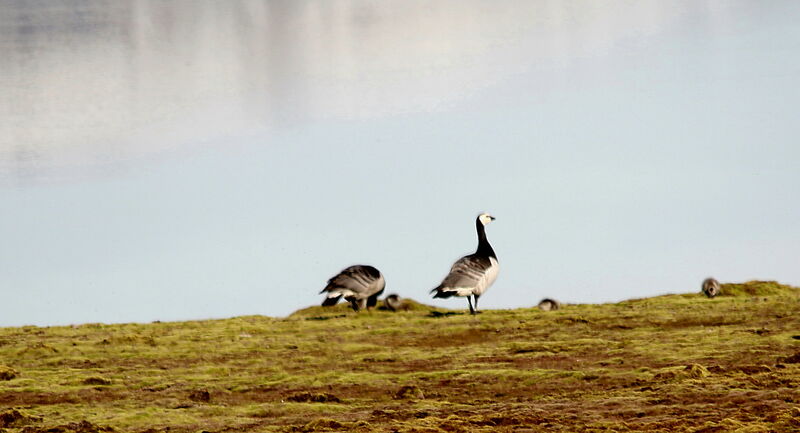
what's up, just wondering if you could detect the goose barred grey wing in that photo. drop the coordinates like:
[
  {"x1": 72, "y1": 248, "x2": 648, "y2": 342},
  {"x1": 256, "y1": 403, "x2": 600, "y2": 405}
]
[
  {"x1": 320, "y1": 265, "x2": 386, "y2": 310},
  {"x1": 431, "y1": 254, "x2": 499, "y2": 298}
]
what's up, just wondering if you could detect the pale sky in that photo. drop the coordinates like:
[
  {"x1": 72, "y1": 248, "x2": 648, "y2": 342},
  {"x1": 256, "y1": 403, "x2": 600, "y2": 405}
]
[{"x1": 1, "y1": 0, "x2": 799, "y2": 327}]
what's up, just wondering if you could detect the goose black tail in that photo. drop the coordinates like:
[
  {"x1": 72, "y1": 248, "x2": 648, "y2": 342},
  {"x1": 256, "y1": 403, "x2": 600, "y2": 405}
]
[
  {"x1": 431, "y1": 286, "x2": 455, "y2": 299},
  {"x1": 322, "y1": 295, "x2": 342, "y2": 307}
]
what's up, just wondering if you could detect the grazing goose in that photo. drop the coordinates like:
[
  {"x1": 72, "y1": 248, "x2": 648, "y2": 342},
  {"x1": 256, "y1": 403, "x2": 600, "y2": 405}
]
[
  {"x1": 430, "y1": 213, "x2": 499, "y2": 315},
  {"x1": 701, "y1": 277, "x2": 720, "y2": 298},
  {"x1": 320, "y1": 265, "x2": 386, "y2": 311},
  {"x1": 383, "y1": 294, "x2": 403, "y2": 312},
  {"x1": 537, "y1": 298, "x2": 560, "y2": 311}
]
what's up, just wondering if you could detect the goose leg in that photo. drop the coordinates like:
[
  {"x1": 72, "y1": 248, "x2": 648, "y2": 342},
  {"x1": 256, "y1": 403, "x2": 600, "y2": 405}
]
[
  {"x1": 349, "y1": 298, "x2": 360, "y2": 312},
  {"x1": 366, "y1": 293, "x2": 380, "y2": 309},
  {"x1": 473, "y1": 294, "x2": 481, "y2": 314},
  {"x1": 467, "y1": 296, "x2": 476, "y2": 315}
]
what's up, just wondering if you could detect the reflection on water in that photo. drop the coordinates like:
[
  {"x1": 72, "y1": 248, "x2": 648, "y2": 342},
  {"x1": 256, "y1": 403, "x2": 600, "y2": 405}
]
[{"x1": 0, "y1": 0, "x2": 726, "y2": 184}]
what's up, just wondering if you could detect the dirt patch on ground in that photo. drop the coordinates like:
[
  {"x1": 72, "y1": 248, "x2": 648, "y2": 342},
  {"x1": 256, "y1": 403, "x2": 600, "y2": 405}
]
[
  {"x1": 411, "y1": 328, "x2": 501, "y2": 348},
  {"x1": 394, "y1": 385, "x2": 424, "y2": 400},
  {"x1": 777, "y1": 351, "x2": 800, "y2": 364},
  {"x1": 288, "y1": 418, "x2": 346, "y2": 432},
  {"x1": 734, "y1": 365, "x2": 773, "y2": 374},
  {"x1": 21, "y1": 420, "x2": 115, "y2": 433},
  {"x1": 286, "y1": 392, "x2": 341, "y2": 403},
  {"x1": 188, "y1": 390, "x2": 211, "y2": 403},
  {"x1": 0, "y1": 408, "x2": 43, "y2": 428},
  {"x1": 0, "y1": 388, "x2": 134, "y2": 406}
]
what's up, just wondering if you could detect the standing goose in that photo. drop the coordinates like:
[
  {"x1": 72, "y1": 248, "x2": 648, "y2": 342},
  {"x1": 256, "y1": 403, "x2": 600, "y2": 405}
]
[
  {"x1": 430, "y1": 213, "x2": 499, "y2": 315},
  {"x1": 320, "y1": 265, "x2": 386, "y2": 311}
]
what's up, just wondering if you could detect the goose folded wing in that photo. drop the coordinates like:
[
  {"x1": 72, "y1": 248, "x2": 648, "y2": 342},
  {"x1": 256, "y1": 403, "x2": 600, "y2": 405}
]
[
  {"x1": 439, "y1": 255, "x2": 493, "y2": 289},
  {"x1": 322, "y1": 266, "x2": 380, "y2": 295}
]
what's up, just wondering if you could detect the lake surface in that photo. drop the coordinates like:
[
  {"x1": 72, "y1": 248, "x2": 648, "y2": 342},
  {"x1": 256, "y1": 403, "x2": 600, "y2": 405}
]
[{"x1": 2, "y1": 1, "x2": 799, "y2": 326}]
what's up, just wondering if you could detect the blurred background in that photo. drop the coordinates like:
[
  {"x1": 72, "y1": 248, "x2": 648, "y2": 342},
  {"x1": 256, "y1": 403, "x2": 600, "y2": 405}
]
[{"x1": 1, "y1": 0, "x2": 799, "y2": 326}]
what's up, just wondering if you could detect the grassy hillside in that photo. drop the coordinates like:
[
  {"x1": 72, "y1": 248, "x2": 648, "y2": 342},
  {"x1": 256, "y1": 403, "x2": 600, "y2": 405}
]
[{"x1": 1, "y1": 281, "x2": 799, "y2": 433}]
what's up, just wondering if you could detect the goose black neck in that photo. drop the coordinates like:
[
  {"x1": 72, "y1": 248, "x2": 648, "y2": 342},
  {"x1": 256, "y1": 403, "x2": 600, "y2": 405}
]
[{"x1": 475, "y1": 218, "x2": 496, "y2": 259}]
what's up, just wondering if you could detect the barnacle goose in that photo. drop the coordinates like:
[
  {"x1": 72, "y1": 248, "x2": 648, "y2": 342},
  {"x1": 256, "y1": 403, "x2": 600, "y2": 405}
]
[
  {"x1": 430, "y1": 213, "x2": 498, "y2": 315},
  {"x1": 320, "y1": 265, "x2": 386, "y2": 311},
  {"x1": 537, "y1": 298, "x2": 560, "y2": 311},
  {"x1": 383, "y1": 294, "x2": 403, "y2": 312},
  {"x1": 701, "y1": 277, "x2": 720, "y2": 298}
]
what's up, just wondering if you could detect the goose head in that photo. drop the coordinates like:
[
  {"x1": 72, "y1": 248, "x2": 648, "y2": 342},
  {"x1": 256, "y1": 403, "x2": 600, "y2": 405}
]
[{"x1": 478, "y1": 213, "x2": 496, "y2": 226}]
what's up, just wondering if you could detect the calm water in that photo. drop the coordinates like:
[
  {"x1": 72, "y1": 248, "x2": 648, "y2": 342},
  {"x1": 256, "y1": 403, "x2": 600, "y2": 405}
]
[{"x1": 2, "y1": 1, "x2": 799, "y2": 326}]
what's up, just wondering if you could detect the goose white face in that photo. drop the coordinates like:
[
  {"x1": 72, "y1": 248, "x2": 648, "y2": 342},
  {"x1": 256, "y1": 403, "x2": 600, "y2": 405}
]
[{"x1": 478, "y1": 213, "x2": 496, "y2": 225}]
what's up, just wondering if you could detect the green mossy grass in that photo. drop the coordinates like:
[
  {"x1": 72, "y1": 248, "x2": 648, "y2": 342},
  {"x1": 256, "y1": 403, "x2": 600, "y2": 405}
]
[{"x1": 1, "y1": 281, "x2": 799, "y2": 432}]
